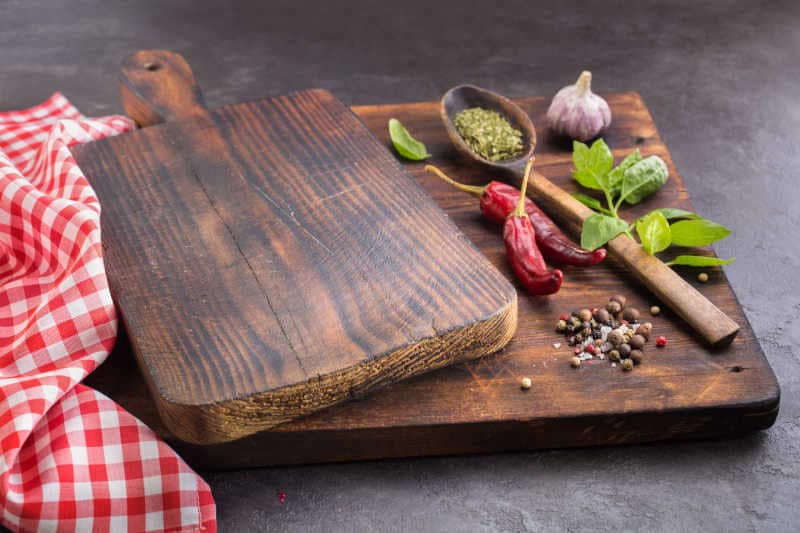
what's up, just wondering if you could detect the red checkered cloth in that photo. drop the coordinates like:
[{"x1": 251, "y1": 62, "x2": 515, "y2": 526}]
[{"x1": 0, "y1": 94, "x2": 217, "y2": 532}]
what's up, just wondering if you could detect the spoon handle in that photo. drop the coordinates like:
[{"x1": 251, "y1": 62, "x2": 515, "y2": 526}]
[{"x1": 517, "y1": 170, "x2": 739, "y2": 347}]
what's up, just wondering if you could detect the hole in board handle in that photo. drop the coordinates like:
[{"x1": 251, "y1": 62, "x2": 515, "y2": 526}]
[{"x1": 143, "y1": 62, "x2": 161, "y2": 72}]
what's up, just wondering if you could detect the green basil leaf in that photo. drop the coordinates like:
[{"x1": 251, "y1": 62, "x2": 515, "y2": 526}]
[
  {"x1": 581, "y1": 213, "x2": 629, "y2": 251},
  {"x1": 608, "y1": 149, "x2": 642, "y2": 193},
  {"x1": 666, "y1": 255, "x2": 736, "y2": 267},
  {"x1": 572, "y1": 193, "x2": 604, "y2": 212},
  {"x1": 572, "y1": 139, "x2": 613, "y2": 191},
  {"x1": 619, "y1": 155, "x2": 669, "y2": 205},
  {"x1": 635, "y1": 211, "x2": 671, "y2": 255},
  {"x1": 388, "y1": 118, "x2": 431, "y2": 160},
  {"x1": 669, "y1": 219, "x2": 731, "y2": 246},
  {"x1": 652, "y1": 207, "x2": 700, "y2": 220}
]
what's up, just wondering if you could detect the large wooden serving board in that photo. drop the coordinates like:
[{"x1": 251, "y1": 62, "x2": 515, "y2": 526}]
[
  {"x1": 86, "y1": 90, "x2": 779, "y2": 468},
  {"x1": 72, "y1": 51, "x2": 517, "y2": 445}
]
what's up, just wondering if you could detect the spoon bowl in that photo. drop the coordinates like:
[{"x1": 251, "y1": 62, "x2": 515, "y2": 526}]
[{"x1": 440, "y1": 84, "x2": 536, "y2": 173}]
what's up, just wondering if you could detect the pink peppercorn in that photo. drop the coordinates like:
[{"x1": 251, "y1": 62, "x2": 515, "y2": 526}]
[
  {"x1": 573, "y1": 346, "x2": 582, "y2": 355},
  {"x1": 656, "y1": 335, "x2": 667, "y2": 347},
  {"x1": 585, "y1": 344, "x2": 596, "y2": 354},
  {"x1": 560, "y1": 313, "x2": 570, "y2": 321},
  {"x1": 278, "y1": 492, "x2": 286, "y2": 503}
]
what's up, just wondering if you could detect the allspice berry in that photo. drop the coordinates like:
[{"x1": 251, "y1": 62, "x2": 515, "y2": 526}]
[
  {"x1": 619, "y1": 343, "x2": 632, "y2": 357},
  {"x1": 594, "y1": 308, "x2": 610, "y2": 323},
  {"x1": 636, "y1": 322, "x2": 653, "y2": 340},
  {"x1": 621, "y1": 358, "x2": 634, "y2": 371},
  {"x1": 610, "y1": 294, "x2": 627, "y2": 308},
  {"x1": 607, "y1": 330, "x2": 623, "y2": 346},
  {"x1": 629, "y1": 350, "x2": 644, "y2": 365},
  {"x1": 622, "y1": 307, "x2": 640, "y2": 322},
  {"x1": 578, "y1": 308, "x2": 593, "y2": 322},
  {"x1": 605, "y1": 300, "x2": 622, "y2": 315},
  {"x1": 571, "y1": 356, "x2": 582, "y2": 368},
  {"x1": 629, "y1": 334, "x2": 646, "y2": 350}
]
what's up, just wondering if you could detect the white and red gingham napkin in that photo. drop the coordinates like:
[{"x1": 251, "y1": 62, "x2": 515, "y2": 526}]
[{"x1": 0, "y1": 94, "x2": 216, "y2": 532}]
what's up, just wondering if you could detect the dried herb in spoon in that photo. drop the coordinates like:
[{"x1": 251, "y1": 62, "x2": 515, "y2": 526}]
[{"x1": 453, "y1": 107, "x2": 524, "y2": 162}]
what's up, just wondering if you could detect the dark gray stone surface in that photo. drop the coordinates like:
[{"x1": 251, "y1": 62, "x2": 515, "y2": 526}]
[{"x1": 2, "y1": 1, "x2": 797, "y2": 531}]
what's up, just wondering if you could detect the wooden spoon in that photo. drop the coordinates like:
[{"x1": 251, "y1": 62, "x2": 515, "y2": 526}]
[{"x1": 440, "y1": 84, "x2": 739, "y2": 347}]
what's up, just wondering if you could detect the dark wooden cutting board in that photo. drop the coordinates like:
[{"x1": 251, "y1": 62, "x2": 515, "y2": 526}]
[
  {"x1": 86, "y1": 89, "x2": 779, "y2": 468},
  {"x1": 71, "y1": 51, "x2": 517, "y2": 444}
]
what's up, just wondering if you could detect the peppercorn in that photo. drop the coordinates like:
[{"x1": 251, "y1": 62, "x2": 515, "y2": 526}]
[
  {"x1": 570, "y1": 316, "x2": 582, "y2": 327},
  {"x1": 594, "y1": 308, "x2": 610, "y2": 323},
  {"x1": 605, "y1": 300, "x2": 622, "y2": 314},
  {"x1": 520, "y1": 377, "x2": 532, "y2": 389},
  {"x1": 571, "y1": 310, "x2": 580, "y2": 317},
  {"x1": 621, "y1": 358, "x2": 634, "y2": 371},
  {"x1": 556, "y1": 319, "x2": 567, "y2": 332},
  {"x1": 594, "y1": 338, "x2": 604, "y2": 346},
  {"x1": 608, "y1": 349, "x2": 621, "y2": 362},
  {"x1": 656, "y1": 335, "x2": 667, "y2": 347},
  {"x1": 629, "y1": 350, "x2": 644, "y2": 365},
  {"x1": 585, "y1": 344, "x2": 596, "y2": 355},
  {"x1": 650, "y1": 305, "x2": 660, "y2": 316},
  {"x1": 575, "y1": 333, "x2": 584, "y2": 343},
  {"x1": 607, "y1": 330, "x2": 623, "y2": 346},
  {"x1": 698, "y1": 272, "x2": 709, "y2": 283},
  {"x1": 629, "y1": 334, "x2": 646, "y2": 350},
  {"x1": 610, "y1": 294, "x2": 627, "y2": 308},
  {"x1": 559, "y1": 313, "x2": 570, "y2": 321},
  {"x1": 636, "y1": 322, "x2": 653, "y2": 340},
  {"x1": 568, "y1": 335, "x2": 577, "y2": 346},
  {"x1": 571, "y1": 356, "x2": 582, "y2": 368},
  {"x1": 622, "y1": 307, "x2": 640, "y2": 322},
  {"x1": 619, "y1": 343, "x2": 631, "y2": 357},
  {"x1": 573, "y1": 346, "x2": 582, "y2": 355},
  {"x1": 582, "y1": 328, "x2": 592, "y2": 338},
  {"x1": 578, "y1": 308, "x2": 592, "y2": 322}
]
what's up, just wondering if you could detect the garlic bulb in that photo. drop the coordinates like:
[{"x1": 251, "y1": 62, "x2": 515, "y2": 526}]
[{"x1": 546, "y1": 71, "x2": 611, "y2": 142}]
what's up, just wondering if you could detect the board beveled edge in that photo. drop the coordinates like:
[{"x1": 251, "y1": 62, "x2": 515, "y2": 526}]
[{"x1": 127, "y1": 295, "x2": 517, "y2": 445}]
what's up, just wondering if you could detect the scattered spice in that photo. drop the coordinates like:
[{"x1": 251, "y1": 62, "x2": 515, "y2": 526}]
[
  {"x1": 520, "y1": 377, "x2": 532, "y2": 390},
  {"x1": 555, "y1": 294, "x2": 662, "y2": 371},
  {"x1": 698, "y1": 272, "x2": 709, "y2": 283},
  {"x1": 453, "y1": 107, "x2": 524, "y2": 161},
  {"x1": 656, "y1": 335, "x2": 668, "y2": 347},
  {"x1": 650, "y1": 305, "x2": 661, "y2": 316}
]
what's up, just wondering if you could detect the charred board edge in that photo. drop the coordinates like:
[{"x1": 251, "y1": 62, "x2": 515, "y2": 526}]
[
  {"x1": 135, "y1": 296, "x2": 517, "y2": 444},
  {"x1": 171, "y1": 394, "x2": 780, "y2": 469}
]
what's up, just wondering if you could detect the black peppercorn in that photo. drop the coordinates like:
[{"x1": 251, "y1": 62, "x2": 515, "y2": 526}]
[
  {"x1": 622, "y1": 307, "x2": 640, "y2": 322},
  {"x1": 619, "y1": 343, "x2": 631, "y2": 357},
  {"x1": 636, "y1": 322, "x2": 653, "y2": 340},
  {"x1": 630, "y1": 350, "x2": 644, "y2": 365},
  {"x1": 629, "y1": 334, "x2": 646, "y2": 350},
  {"x1": 610, "y1": 294, "x2": 627, "y2": 308},
  {"x1": 594, "y1": 308, "x2": 610, "y2": 323},
  {"x1": 605, "y1": 300, "x2": 622, "y2": 315}
]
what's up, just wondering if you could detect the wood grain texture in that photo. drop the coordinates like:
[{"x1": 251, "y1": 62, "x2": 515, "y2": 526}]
[
  {"x1": 85, "y1": 92, "x2": 780, "y2": 467},
  {"x1": 72, "y1": 52, "x2": 517, "y2": 444}
]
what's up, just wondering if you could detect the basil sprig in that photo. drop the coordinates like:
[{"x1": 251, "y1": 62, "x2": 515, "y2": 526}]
[
  {"x1": 572, "y1": 139, "x2": 734, "y2": 268},
  {"x1": 388, "y1": 118, "x2": 431, "y2": 161}
]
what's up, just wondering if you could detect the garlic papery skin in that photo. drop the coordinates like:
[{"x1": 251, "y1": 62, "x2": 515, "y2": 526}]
[{"x1": 546, "y1": 71, "x2": 612, "y2": 142}]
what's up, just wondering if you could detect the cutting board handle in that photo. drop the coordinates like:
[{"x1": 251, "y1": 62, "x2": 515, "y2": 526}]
[{"x1": 120, "y1": 50, "x2": 207, "y2": 126}]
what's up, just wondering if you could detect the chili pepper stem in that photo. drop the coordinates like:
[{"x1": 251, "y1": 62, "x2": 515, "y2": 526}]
[
  {"x1": 425, "y1": 165, "x2": 487, "y2": 198},
  {"x1": 511, "y1": 157, "x2": 535, "y2": 218}
]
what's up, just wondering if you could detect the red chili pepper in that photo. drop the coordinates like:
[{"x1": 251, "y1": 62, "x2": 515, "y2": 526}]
[
  {"x1": 425, "y1": 166, "x2": 606, "y2": 266},
  {"x1": 501, "y1": 158, "x2": 563, "y2": 296}
]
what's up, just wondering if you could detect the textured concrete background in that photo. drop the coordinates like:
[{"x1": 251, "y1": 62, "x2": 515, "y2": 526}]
[{"x1": 2, "y1": 1, "x2": 798, "y2": 531}]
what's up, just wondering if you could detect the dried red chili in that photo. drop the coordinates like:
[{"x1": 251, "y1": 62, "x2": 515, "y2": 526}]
[
  {"x1": 425, "y1": 165, "x2": 606, "y2": 266},
  {"x1": 502, "y1": 158, "x2": 563, "y2": 296}
]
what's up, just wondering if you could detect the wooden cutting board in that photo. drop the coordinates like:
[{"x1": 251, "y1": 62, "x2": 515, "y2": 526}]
[
  {"x1": 86, "y1": 89, "x2": 780, "y2": 468},
  {"x1": 71, "y1": 51, "x2": 517, "y2": 444}
]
